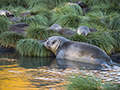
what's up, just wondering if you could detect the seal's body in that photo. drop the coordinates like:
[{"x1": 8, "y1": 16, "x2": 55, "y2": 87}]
[
  {"x1": 77, "y1": 26, "x2": 90, "y2": 36},
  {"x1": 0, "y1": 10, "x2": 14, "y2": 17},
  {"x1": 44, "y1": 36, "x2": 113, "y2": 67}
]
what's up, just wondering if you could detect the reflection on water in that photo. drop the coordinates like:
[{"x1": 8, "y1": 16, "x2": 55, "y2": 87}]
[
  {"x1": 18, "y1": 56, "x2": 55, "y2": 69},
  {"x1": 0, "y1": 52, "x2": 106, "y2": 90},
  {"x1": 55, "y1": 59, "x2": 103, "y2": 70},
  {"x1": 0, "y1": 52, "x2": 66, "y2": 90},
  {"x1": 0, "y1": 52, "x2": 103, "y2": 70},
  {"x1": 0, "y1": 52, "x2": 55, "y2": 68}
]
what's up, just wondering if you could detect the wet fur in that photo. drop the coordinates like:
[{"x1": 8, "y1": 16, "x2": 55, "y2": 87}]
[{"x1": 44, "y1": 36, "x2": 113, "y2": 67}]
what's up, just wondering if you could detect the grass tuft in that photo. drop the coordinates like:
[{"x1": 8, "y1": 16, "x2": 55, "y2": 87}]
[
  {"x1": 110, "y1": 29, "x2": 120, "y2": 52},
  {"x1": 16, "y1": 39, "x2": 53, "y2": 57},
  {"x1": 26, "y1": 25, "x2": 60, "y2": 40},
  {"x1": 65, "y1": 74, "x2": 120, "y2": 90},
  {"x1": 55, "y1": 14, "x2": 82, "y2": 28},
  {"x1": 0, "y1": 0, "x2": 28, "y2": 8},
  {"x1": 0, "y1": 16, "x2": 10, "y2": 34},
  {"x1": 0, "y1": 31, "x2": 25, "y2": 48},
  {"x1": 20, "y1": 14, "x2": 49, "y2": 26}
]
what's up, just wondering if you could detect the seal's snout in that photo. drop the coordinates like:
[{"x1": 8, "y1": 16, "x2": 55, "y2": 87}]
[
  {"x1": 44, "y1": 40, "x2": 49, "y2": 47},
  {"x1": 44, "y1": 41, "x2": 51, "y2": 50}
]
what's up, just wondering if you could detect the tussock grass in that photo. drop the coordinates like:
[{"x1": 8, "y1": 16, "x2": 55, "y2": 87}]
[
  {"x1": 45, "y1": 0, "x2": 74, "y2": 8},
  {"x1": 84, "y1": 0, "x2": 120, "y2": 13},
  {"x1": 78, "y1": 21, "x2": 104, "y2": 31},
  {"x1": 20, "y1": 14, "x2": 49, "y2": 26},
  {"x1": 0, "y1": 16, "x2": 10, "y2": 34},
  {"x1": 0, "y1": 0, "x2": 28, "y2": 8},
  {"x1": 84, "y1": 12, "x2": 106, "y2": 28},
  {"x1": 30, "y1": 6, "x2": 52, "y2": 21},
  {"x1": 0, "y1": 0, "x2": 120, "y2": 56},
  {"x1": 0, "y1": 31, "x2": 25, "y2": 48},
  {"x1": 51, "y1": 2, "x2": 84, "y2": 25},
  {"x1": 67, "y1": 30, "x2": 116, "y2": 54},
  {"x1": 26, "y1": 26, "x2": 60, "y2": 40},
  {"x1": 27, "y1": 0, "x2": 44, "y2": 9},
  {"x1": 110, "y1": 29, "x2": 120, "y2": 52},
  {"x1": 103, "y1": 13, "x2": 120, "y2": 30},
  {"x1": 10, "y1": 6, "x2": 27, "y2": 17},
  {"x1": 53, "y1": 6, "x2": 77, "y2": 15},
  {"x1": 65, "y1": 74, "x2": 120, "y2": 90},
  {"x1": 52, "y1": 3, "x2": 83, "y2": 16},
  {"x1": 55, "y1": 14, "x2": 82, "y2": 28},
  {"x1": 30, "y1": 6, "x2": 49, "y2": 15},
  {"x1": 16, "y1": 39, "x2": 52, "y2": 57},
  {"x1": 66, "y1": 3, "x2": 84, "y2": 16}
]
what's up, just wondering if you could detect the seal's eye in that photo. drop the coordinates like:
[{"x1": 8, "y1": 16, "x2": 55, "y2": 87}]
[{"x1": 52, "y1": 40, "x2": 57, "y2": 45}]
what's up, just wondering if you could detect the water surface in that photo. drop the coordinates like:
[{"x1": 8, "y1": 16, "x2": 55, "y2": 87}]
[{"x1": 0, "y1": 52, "x2": 111, "y2": 90}]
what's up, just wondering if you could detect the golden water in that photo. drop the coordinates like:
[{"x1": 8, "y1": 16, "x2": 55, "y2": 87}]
[
  {"x1": 0, "y1": 53, "x2": 66, "y2": 90},
  {"x1": 1, "y1": 52, "x2": 120, "y2": 90}
]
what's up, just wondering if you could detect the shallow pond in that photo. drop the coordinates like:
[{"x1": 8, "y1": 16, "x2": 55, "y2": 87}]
[{"x1": 0, "y1": 52, "x2": 120, "y2": 90}]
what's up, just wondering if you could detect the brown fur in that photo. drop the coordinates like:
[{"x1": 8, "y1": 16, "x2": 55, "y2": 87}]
[{"x1": 76, "y1": 1, "x2": 90, "y2": 13}]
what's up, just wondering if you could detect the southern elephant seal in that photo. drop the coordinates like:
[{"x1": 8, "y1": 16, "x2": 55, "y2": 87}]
[
  {"x1": 44, "y1": 36, "x2": 113, "y2": 68},
  {"x1": 77, "y1": 26, "x2": 90, "y2": 36}
]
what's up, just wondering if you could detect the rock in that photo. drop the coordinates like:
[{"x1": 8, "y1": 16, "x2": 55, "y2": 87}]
[
  {"x1": 89, "y1": 28, "x2": 98, "y2": 32},
  {"x1": 11, "y1": 23, "x2": 29, "y2": 28},
  {"x1": 9, "y1": 23, "x2": 29, "y2": 35},
  {"x1": 0, "y1": 45, "x2": 15, "y2": 53},
  {"x1": 9, "y1": 17, "x2": 20, "y2": 23},
  {"x1": 20, "y1": 11, "x2": 31, "y2": 17},
  {"x1": 58, "y1": 28, "x2": 76, "y2": 37},
  {"x1": 110, "y1": 53, "x2": 120, "y2": 63}
]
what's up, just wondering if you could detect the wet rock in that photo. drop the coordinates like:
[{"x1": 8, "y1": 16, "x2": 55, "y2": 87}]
[
  {"x1": 110, "y1": 53, "x2": 120, "y2": 63},
  {"x1": 117, "y1": 73, "x2": 120, "y2": 76},
  {"x1": 0, "y1": 45, "x2": 15, "y2": 53}
]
